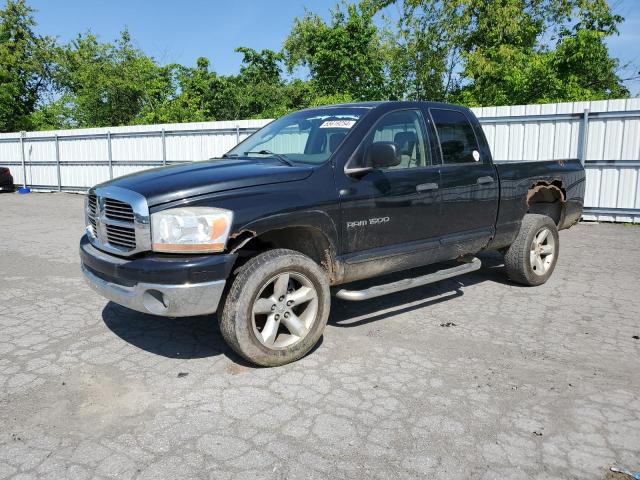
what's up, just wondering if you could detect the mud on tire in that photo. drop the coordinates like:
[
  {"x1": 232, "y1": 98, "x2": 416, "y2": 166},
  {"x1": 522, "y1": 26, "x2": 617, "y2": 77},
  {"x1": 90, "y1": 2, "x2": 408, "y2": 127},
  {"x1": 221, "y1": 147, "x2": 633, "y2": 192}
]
[{"x1": 218, "y1": 249, "x2": 330, "y2": 367}]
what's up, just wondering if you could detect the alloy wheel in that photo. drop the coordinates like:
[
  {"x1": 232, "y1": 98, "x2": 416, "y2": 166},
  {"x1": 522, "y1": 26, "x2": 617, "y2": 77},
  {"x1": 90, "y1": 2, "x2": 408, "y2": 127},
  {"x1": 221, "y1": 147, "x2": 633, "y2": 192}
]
[
  {"x1": 530, "y1": 227, "x2": 556, "y2": 275},
  {"x1": 251, "y1": 271, "x2": 319, "y2": 349}
]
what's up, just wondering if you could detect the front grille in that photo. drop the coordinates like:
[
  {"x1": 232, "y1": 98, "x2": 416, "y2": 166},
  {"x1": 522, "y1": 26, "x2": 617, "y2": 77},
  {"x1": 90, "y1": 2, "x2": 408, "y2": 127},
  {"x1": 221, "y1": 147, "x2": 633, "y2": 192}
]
[
  {"x1": 106, "y1": 224, "x2": 136, "y2": 249},
  {"x1": 87, "y1": 194, "x2": 98, "y2": 236},
  {"x1": 85, "y1": 189, "x2": 148, "y2": 256},
  {"x1": 105, "y1": 198, "x2": 135, "y2": 222}
]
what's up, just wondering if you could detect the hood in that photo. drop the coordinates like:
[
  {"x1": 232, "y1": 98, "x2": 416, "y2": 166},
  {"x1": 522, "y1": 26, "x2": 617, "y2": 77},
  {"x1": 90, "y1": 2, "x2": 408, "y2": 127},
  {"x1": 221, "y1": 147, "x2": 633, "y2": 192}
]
[{"x1": 99, "y1": 158, "x2": 313, "y2": 206}]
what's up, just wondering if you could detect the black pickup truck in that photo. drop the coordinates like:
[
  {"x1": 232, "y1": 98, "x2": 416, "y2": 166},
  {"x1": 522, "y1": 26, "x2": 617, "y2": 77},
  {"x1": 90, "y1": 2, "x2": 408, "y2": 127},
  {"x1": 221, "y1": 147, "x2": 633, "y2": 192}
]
[{"x1": 80, "y1": 101, "x2": 585, "y2": 366}]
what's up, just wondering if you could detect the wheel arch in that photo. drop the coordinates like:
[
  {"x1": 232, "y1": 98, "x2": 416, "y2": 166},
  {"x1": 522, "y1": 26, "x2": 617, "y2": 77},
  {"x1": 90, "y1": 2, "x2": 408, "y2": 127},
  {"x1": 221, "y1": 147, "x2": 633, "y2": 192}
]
[
  {"x1": 526, "y1": 180, "x2": 566, "y2": 226},
  {"x1": 227, "y1": 211, "x2": 341, "y2": 284}
]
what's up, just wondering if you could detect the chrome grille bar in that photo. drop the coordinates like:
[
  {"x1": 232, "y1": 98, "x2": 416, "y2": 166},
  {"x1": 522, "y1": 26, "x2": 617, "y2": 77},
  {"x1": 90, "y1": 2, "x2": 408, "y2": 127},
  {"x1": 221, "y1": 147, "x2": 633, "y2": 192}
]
[
  {"x1": 105, "y1": 198, "x2": 135, "y2": 222},
  {"x1": 87, "y1": 194, "x2": 98, "y2": 236},
  {"x1": 85, "y1": 186, "x2": 151, "y2": 256}
]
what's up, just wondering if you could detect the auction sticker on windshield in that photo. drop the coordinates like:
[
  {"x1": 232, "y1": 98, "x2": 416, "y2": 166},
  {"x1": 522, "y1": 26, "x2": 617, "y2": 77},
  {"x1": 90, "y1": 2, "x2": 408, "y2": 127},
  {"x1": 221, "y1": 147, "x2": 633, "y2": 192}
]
[{"x1": 319, "y1": 120, "x2": 356, "y2": 129}]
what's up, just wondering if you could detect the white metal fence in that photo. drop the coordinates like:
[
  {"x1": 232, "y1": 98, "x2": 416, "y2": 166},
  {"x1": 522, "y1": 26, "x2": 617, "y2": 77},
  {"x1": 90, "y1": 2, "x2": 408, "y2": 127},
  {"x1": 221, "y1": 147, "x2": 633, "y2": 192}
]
[
  {"x1": 1, "y1": 98, "x2": 639, "y2": 222},
  {"x1": 0, "y1": 119, "x2": 270, "y2": 193},
  {"x1": 474, "y1": 98, "x2": 640, "y2": 223}
]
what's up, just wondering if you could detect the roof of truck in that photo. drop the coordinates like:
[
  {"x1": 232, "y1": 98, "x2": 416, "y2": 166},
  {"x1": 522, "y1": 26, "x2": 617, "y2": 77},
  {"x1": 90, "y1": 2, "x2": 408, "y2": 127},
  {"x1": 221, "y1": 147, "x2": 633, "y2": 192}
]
[{"x1": 305, "y1": 100, "x2": 468, "y2": 110}]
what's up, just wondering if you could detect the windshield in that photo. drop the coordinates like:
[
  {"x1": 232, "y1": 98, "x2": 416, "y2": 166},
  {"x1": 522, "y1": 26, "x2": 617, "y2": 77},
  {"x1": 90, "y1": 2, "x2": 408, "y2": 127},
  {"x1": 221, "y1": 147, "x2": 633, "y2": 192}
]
[{"x1": 225, "y1": 107, "x2": 369, "y2": 165}]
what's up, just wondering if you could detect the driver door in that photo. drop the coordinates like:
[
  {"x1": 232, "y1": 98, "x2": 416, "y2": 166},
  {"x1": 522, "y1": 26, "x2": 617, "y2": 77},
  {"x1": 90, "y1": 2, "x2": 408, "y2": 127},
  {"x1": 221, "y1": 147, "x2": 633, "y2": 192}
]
[{"x1": 336, "y1": 109, "x2": 442, "y2": 265}]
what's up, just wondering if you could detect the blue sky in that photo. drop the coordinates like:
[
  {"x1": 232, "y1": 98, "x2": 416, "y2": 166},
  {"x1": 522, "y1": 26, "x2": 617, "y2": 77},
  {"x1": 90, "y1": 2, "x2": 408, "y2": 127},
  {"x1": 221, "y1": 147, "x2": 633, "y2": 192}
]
[{"x1": 28, "y1": 0, "x2": 640, "y2": 95}]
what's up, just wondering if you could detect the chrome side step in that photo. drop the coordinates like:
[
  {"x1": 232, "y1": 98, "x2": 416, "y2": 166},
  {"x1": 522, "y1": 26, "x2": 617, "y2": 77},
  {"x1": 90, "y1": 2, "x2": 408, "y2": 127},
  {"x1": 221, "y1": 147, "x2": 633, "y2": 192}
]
[{"x1": 334, "y1": 257, "x2": 481, "y2": 301}]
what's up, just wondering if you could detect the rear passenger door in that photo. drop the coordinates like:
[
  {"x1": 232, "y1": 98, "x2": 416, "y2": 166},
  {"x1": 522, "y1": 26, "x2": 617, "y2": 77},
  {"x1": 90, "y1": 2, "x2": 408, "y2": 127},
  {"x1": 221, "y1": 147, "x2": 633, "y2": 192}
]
[{"x1": 428, "y1": 108, "x2": 499, "y2": 250}]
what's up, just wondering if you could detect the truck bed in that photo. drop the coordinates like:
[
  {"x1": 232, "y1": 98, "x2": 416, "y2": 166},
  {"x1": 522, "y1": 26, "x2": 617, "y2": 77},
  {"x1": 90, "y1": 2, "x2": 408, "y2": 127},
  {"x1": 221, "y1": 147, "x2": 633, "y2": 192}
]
[{"x1": 490, "y1": 158, "x2": 585, "y2": 249}]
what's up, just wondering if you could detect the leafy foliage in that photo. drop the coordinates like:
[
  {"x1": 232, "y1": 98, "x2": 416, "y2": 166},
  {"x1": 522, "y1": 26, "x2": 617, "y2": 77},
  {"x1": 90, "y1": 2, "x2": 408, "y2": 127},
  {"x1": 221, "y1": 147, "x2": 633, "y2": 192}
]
[
  {"x1": 378, "y1": 0, "x2": 468, "y2": 101},
  {"x1": 0, "y1": 0, "x2": 633, "y2": 133},
  {"x1": 50, "y1": 30, "x2": 173, "y2": 128},
  {"x1": 284, "y1": 2, "x2": 387, "y2": 100},
  {"x1": 0, "y1": 0, "x2": 54, "y2": 131},
  {"x1": 456, "y1": 0, "x2": 628, "y2": 105},
  {"x1": 378, "y1": 0, "x2": 629, "y2": 105}
]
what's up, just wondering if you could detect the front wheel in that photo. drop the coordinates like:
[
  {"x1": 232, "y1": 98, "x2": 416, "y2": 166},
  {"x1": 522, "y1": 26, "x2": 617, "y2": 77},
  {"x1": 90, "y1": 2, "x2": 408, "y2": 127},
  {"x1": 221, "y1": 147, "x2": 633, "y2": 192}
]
[
  {"x1": 503, "y1": 214, "x2": 560, "y2": 286},
  {"x1": 219, "y1": 249, "x2": 330, "y2": 366}
]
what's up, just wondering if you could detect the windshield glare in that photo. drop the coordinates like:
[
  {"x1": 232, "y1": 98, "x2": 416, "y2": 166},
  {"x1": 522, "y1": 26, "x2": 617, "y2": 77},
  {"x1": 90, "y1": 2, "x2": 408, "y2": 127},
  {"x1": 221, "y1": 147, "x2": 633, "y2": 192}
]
[{"x1": 225, "y1": 107, "x2": 368, "y2": 165}]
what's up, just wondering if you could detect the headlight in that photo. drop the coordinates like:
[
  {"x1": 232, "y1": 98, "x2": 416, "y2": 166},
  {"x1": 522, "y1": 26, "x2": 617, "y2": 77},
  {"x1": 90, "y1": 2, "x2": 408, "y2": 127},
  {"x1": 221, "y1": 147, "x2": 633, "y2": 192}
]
[{"x1": 151, "y1": 207, "x2": 233, "y2": 253}]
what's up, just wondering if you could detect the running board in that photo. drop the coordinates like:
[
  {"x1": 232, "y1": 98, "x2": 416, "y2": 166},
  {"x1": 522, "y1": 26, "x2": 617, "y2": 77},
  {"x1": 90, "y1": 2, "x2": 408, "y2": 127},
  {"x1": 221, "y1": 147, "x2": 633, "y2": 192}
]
[{"x1": 334, "y1": 257, "x2": 482, "y2": 301}]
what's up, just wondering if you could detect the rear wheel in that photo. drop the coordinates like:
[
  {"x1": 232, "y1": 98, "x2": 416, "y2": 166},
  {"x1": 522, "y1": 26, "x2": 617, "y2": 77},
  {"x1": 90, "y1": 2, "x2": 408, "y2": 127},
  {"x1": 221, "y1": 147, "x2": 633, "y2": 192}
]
[
  {"x1": 504, "y1": 214, "x2": 559, "y2": 286},
  {"x1": 219, "y1": 249, "x2": 330, "y2": 366}
]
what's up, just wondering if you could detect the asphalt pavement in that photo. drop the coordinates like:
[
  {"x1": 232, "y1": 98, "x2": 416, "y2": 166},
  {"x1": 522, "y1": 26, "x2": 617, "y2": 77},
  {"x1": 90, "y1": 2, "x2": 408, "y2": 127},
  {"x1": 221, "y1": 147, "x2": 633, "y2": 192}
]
[{"x1": 1, "y1": 192, "x2": 639, "y2": 480}]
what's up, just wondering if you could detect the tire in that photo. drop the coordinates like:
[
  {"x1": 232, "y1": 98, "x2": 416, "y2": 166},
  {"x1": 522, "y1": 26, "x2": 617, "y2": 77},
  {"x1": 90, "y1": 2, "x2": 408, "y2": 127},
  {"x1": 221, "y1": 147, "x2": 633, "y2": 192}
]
[
  {"x1": 504, "y1": 214, "x2": 560, "y2": 286},
  {"x1": 219, "y1": 249, "x2": 331, "y2": 367}
]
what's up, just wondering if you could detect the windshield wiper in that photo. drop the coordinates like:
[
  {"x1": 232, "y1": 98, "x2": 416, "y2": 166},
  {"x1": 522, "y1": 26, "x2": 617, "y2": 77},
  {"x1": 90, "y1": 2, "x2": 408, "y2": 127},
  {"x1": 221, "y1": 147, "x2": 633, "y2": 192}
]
[{"x1": 244, "y1": 150, "x2": 293, "y2": 166}]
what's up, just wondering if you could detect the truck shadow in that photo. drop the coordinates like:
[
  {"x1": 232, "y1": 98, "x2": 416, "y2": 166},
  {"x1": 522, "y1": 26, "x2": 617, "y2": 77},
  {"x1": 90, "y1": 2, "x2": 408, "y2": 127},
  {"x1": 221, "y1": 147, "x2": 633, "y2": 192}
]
[
  {"x1": 101, "y1": 303, "x2": 322, "y2": 364},
  {"x1": 329, "y1": 251, "x2": 509, "y2": 328},
  {"x1": 101, "y1": 302, "x2": 236, "y2": 361}
]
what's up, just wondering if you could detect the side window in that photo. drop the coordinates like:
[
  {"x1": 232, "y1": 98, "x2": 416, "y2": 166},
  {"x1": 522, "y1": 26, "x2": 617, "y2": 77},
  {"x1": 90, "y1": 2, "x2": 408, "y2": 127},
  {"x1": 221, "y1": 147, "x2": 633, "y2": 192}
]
[
  {"x1": 361, "y1": 110, "x2": 431, "y2": 169},
  {"x1": 430, "y1": 109, "x2": 480, "y2": 164}
]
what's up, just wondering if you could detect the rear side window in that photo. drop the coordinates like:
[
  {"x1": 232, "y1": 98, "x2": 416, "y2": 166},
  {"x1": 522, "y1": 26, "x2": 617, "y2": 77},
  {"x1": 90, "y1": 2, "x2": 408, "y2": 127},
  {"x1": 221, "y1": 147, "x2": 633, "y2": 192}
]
[{"x1": 430, "y1": 109, "x2": 480, "y2": 164}]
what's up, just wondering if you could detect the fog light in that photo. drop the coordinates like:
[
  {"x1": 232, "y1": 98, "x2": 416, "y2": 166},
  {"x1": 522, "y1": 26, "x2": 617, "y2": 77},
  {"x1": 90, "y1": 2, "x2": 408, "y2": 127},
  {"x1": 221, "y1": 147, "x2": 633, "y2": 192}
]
[{"x1": 142, "y1": 289, "x2": 169, "y2": 315}]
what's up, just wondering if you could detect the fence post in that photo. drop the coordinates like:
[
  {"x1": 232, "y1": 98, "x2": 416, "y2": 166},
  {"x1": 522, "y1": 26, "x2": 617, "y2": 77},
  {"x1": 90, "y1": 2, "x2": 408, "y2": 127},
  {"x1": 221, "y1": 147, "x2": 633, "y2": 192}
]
[
  {"x1": 235, "y1": 125, "x2": 240, "y2": 144},
  {"x1": 161, "y1": 128, "x2": 167, "y2": 166},
  {"x1": 19, "y1": 131, "x2": 27, "y2": 188},
  {"x1": 55, "y1": 134, "x2": 61, "y2": 191},
  {"x1": 579, "y1": 108, "x2": 589, "y2": 165},
  {"x1": 107, "y1": 131, "x2": 113, "y2": 179}
]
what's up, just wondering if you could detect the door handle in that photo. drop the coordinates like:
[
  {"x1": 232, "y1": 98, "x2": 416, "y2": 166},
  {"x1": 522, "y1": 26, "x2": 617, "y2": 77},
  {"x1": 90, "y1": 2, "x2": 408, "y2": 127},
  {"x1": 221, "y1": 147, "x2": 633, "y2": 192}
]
[
  {"x1": 477, "y1": 176, "x2": 495, "y2": 185},
  {"x1": 416, "y1": 182, "x2": 439, "y2": 192}
]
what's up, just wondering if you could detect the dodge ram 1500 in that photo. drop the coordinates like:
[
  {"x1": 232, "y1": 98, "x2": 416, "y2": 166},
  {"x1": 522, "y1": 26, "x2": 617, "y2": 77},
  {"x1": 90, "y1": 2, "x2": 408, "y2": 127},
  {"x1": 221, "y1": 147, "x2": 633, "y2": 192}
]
[{"x1": 80, "y1": 101, "x2": 585, "y2": 366}]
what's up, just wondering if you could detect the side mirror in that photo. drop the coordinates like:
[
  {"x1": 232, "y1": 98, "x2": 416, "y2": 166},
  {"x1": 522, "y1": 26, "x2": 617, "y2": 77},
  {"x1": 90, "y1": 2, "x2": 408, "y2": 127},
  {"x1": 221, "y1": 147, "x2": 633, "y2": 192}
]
[
  {"x1": 344, "y1": 141, "x2": 401, "y2": 177},
  {"x1": 365, "y1": 142, "x2": 400, "y2": 169}
]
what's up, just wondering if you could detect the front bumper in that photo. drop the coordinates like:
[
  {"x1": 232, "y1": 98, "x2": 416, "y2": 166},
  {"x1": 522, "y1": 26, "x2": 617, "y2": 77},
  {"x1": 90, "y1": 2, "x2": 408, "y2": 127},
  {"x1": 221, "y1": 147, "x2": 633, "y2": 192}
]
[{"x1": 80, "y1": 235, "x2": 236, "y2": 317}]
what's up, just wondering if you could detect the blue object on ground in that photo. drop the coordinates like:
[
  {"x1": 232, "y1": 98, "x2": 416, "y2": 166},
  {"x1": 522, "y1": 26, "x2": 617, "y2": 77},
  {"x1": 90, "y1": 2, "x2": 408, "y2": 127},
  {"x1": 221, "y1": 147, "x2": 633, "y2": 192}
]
[
  {"x1": 610, "y1": 466, "x2": 640, "y2": 479},
  {"x1": 18, "y1": 187, "x2": 31, "y2": 194}
]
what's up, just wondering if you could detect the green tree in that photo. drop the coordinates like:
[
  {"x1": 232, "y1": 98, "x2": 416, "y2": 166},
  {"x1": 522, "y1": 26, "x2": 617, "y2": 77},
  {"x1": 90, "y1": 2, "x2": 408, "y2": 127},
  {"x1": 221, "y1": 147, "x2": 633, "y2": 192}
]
[
  {"x1": 138, "y1": 57, "x2": 220, "y2": 124},
  {"x1": 379, "y1": 0, "x2": 629, "y2": 106},
  {"x1": 455, "y1": 0, "x2": 628, "y2": 105},
  {"x1": 548, "y1": 0, "x2": 629, "y2": 101},
  {"x1": 284, "y1": 2, "x2": 387, "y2": 100},
  {"x1": 377, "y1": 0, "x2": 467, "y2": 101},
  {"x1": 138, "y1": 48, "x2": 313, "y2": 123},
  {"x1": 54, "y1": 29, "x2": 172, "y2": 127},
  {"x1": 29, "y1": 94, "x2": 74, "y2": 129},
  {"x1": 232, "y1": 47, "x2": 288, "y2": 118},
  {"x1": 236, "y1": 47, "x2": 283, "y2": 85},
  {"x1": 201, "y1": 47, "x2": 317, "y2": 120},
  {"x1": 6, "y1": 0, "x2": 631, "y2": 132},
  {"x1": 456, "y1": 0, "x2": 548, "y2": 105},
  {"x1": 0, "y1": 0, "x2": 54, "y2": 132}
]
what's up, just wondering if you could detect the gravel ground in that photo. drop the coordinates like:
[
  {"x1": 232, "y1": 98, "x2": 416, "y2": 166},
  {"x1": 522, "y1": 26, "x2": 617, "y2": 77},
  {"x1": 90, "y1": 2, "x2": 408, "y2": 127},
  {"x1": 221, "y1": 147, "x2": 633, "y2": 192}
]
[{"x1": 0, "y1": 192, "x2": 639, "y2": 480}]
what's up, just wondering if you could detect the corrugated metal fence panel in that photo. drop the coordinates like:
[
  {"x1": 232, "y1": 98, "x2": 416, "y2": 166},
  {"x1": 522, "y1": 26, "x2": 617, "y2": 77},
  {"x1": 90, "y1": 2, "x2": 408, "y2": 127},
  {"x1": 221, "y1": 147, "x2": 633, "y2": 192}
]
[
  {"x1": 0, "y1": 119, "x2": 271, "y2": 190},
  {"x1": 1, "y1": 101, "x2": 639, "y2": 222},
  {"x1": 472, "y1": 102, "x2": 584, "y2": 161},
  {"x1": 587, "y1": 99, "x2": 639, "y2": 223},
  {"x1": 585, "y1": 99, "x2": 639, "y2": 223},
  {"x1": 473, "y1": 98, "x2": 640, "y2": 223}
]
